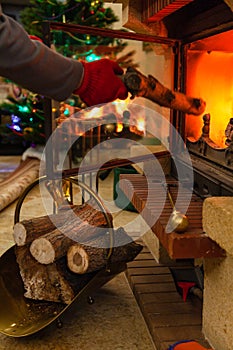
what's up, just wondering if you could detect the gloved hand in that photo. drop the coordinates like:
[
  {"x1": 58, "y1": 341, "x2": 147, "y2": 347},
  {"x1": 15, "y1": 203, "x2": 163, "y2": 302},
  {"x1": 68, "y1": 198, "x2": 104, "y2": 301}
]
[{"x1": 74, "y1": 59, "x2": 128, "y2": 106}]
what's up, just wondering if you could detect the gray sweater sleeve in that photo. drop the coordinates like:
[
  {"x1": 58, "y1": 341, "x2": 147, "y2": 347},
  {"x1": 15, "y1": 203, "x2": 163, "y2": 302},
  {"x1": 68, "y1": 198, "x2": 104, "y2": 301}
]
[{"x1": 0, "y1": 8, "x2": 84, "y2": 101}]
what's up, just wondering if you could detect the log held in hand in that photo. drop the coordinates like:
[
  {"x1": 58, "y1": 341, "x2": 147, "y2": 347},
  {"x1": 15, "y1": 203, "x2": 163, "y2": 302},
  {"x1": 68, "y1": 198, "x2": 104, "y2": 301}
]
[{"x1": 122, "y1": 67, "x2": 206, "y2": 116}]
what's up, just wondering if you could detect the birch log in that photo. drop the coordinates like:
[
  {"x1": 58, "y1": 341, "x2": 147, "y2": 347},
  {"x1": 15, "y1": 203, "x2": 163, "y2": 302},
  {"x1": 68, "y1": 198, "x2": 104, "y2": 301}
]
[{"x1": 123, "y1": 67, "x2": 206, "y2": 115}]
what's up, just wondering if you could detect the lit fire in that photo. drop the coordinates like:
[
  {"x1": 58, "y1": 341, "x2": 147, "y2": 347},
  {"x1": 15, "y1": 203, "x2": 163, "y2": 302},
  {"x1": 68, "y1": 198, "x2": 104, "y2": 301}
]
[
  {"x1": 136, "y1": 118, "x2": 146, "y2": 132},
  {"x1": 116, "y1": 123, "x2": 123, "y2": 133},
  {"x1": 58, "y1": 97, "x2": 146, "y2": 137},
  {"x1": 186, "y1": 50, "x2": 233, "y2": 147}
]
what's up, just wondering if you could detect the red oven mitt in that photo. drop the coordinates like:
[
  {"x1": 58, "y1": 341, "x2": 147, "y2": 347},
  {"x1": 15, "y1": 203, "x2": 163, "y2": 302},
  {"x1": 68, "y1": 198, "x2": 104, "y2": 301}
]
[
  {"x1": 74, "y1": 59, "x2": 128, "y2": 106},
  {"x1": 168, "y1": 340, "x2": 212, "y2": 350}
]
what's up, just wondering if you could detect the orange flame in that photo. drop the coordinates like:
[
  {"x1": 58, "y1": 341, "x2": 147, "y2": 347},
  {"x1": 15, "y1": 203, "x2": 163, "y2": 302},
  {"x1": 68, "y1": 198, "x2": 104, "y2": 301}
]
[
  {"x1": 58, "y1": 97, "x2": 146, "y2": 138},
  {"x1": 186, "y1": 50, "x2": 233, "y2": 147},
  {"x1": 116, "y1": 123, "x2": 123, "y2": 133}
]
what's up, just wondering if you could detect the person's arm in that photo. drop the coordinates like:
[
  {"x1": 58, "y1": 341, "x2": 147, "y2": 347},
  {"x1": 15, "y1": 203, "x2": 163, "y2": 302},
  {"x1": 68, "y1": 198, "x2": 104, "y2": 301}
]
[
  {"x1": 0, "y1": 7, "x2": 128, "y2": 104},
  {"x1": 0, "y1": 8, "x2": 84, "y2": 101}
]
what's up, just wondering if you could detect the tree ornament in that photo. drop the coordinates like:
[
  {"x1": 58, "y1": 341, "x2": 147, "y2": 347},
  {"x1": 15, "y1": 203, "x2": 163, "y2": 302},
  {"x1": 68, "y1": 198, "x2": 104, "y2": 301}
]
[{"x1": 23, "y1": 127, "x2": 34, "y2": 135}]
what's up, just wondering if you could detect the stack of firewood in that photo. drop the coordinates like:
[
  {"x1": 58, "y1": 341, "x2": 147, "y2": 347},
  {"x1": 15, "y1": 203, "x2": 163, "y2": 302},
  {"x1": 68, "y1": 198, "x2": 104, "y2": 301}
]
[{"x1": 13, "y1": 202, "x2": 142, "y2": 304}]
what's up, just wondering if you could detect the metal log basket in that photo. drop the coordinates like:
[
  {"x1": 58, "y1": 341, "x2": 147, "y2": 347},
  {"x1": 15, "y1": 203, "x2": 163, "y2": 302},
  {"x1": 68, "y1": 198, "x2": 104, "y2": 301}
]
[
  {"x1": 0, "y1": 176, "x2": 124, "y2": 337},
  {"x1": 0, "y1": 148, "x2": 168, "y2": 337}
]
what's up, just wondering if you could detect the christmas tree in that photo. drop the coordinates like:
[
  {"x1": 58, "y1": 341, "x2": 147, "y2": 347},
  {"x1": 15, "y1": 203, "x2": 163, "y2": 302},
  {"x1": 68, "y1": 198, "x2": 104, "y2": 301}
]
[
  {"x1": 20, "y1": 0, "x2": 126, "y2": 59},
  {"x1": 0, "y1": 86, "x2": 45, "y2": 147},
  {"x1": 20, "y1": 0, "x2": 119, "y2": 37}
]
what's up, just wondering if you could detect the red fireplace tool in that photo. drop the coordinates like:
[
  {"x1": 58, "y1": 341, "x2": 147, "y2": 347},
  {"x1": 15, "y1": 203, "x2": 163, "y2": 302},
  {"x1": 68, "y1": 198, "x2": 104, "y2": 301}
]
[{"x1": 177, "y1": 281, "x2": 196, "y2": 302}]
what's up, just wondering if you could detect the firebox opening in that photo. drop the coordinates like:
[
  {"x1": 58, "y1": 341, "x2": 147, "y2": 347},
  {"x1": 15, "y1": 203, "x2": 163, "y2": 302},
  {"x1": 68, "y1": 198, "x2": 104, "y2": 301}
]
[{"x1": 185, "y1": 30, "x2": 233, "y2": 148}]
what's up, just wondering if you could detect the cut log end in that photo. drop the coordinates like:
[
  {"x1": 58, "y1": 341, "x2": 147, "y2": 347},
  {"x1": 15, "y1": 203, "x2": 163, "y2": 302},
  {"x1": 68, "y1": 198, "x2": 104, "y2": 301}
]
[
  {"x1": 13, "y1": 222, "x2": 27, "y2": 246},
  {"x1": 30, "y1": 238, "x2": 55, "y2": 264},
  {"x1": 67, "y1": 245, "x2": 89, "y2": 274},
  {"x1": 67, "y1": 228, "x2": 143, "y2": 275}
]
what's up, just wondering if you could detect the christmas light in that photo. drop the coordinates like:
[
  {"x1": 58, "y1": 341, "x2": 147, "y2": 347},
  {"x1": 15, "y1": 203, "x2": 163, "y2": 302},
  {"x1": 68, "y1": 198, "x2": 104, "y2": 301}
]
[
  {"x1": 86, "y1": 53, "x2": 101, "y2": 62},
  {"x1": 11, "y1": 114, "x2": 20, "y2": 124},
  {"x1": 13, "y1": 125, "x2": 21, "y2": 132},
  {"x1": 18, "y1": 105, "x2": 30, "y2": 113},
  {"x1": 86, "y1": 35, "x2": 91, "y2": 44},
  {"x1": 63, "y1": 108, "x2": 70, "y2": 116}
]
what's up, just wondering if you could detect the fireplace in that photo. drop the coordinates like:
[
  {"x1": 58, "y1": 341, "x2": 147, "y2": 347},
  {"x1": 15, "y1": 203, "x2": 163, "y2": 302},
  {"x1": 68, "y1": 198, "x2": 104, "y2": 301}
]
[{"x1": 159, "y1": 0, "x2": 233, "y2": 197}]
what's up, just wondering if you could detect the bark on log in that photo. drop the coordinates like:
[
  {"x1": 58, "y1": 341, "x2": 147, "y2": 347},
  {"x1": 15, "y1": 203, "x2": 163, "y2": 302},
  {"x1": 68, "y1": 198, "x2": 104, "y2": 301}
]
[
  {"x1": 29, "y1": 202, "x2": 111, "y2": 264},
  {"x1": 15, "y1": 245, "x2": 74, "y2": 304},
  {"x1": 67, "y1": 227, "x2": 142, "y2": 274},
  {"x1": 14, "y1": 201, "x2": 112, "y2": 246},
  {"x1": 15, "y1": 245, "x2": 95, "y2": 304},
  {"x1": 13, "y1": 211, "x2": 70, "y2": 247},
  {"x1": 123, "y1": 67, "x2": 206, "y2": 116}
]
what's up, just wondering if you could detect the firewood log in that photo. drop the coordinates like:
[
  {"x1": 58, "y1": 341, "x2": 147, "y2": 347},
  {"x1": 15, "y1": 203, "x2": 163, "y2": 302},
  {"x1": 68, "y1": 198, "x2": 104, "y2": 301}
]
[
  {"x1": 15, "y1": 245, "x2": 75, "y2": 304},
  {"x1": 29, "y1": 207, "x2": 110, "y2": 265},
  {"x1": 15, "y1": 245, "x2": 96, "y2": 304},
  {"x1": 67, "y1": 227, "x2": 143, "y2": 274},
  {"x1": 13, "y1": 201, "x2": 112, "y2": 246},
  {"x1": 13, "y1": 210, "x2": 71, "y2": 247},
  {"x1": 123, "y1": 67, "x2": 206, "y2": 115}
]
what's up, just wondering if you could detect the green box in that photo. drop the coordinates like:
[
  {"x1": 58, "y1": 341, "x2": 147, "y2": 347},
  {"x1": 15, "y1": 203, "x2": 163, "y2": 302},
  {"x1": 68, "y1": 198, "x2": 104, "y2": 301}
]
[{"x1": 113, "y1": 166, "x2": 138, "y2": 212}]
